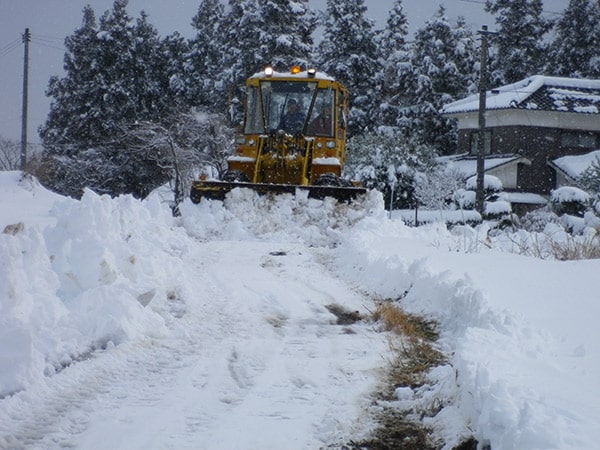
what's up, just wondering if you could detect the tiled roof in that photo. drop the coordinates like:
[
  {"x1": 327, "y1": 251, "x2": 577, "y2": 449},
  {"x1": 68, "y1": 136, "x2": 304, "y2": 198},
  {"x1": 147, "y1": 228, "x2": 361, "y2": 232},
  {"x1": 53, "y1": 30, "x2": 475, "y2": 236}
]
[{"x1": 442, "y1": 76, "x2": 600, "y2": 115}]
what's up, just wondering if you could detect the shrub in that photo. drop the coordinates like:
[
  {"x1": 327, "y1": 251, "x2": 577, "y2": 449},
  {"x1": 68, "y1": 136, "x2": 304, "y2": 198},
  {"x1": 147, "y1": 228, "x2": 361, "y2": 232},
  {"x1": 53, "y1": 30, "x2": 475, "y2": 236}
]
[
  {"x1": 550, "y1": 186, "x2": 590, "y2": 217},
  {"x1": 519, "y1": 209, "x2": 562, "y2": 233}
]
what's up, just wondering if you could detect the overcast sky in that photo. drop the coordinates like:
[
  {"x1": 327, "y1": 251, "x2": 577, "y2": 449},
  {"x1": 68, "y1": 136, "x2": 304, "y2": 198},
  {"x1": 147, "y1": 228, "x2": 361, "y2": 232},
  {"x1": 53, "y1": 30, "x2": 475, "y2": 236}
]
[{"x1": 0, "y1": 0, "x2": 565, "y2": 144}]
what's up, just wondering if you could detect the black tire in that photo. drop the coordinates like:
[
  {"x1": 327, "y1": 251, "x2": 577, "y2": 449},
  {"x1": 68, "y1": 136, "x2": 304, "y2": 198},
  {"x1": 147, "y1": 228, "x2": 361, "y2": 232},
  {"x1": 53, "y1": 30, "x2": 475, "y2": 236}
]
[
  {"x1": 221, "y1": 170, "x2": 250, "y2": 182},
  {"x1": 314, "y1": 173, "x2": 351, "y2": 187}
]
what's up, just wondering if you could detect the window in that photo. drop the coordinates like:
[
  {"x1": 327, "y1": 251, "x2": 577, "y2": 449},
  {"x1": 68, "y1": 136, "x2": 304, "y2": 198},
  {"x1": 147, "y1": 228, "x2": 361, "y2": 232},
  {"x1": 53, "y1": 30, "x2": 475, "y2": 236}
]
[
  {"x1": 244, "y1": 86, "x2": 262, "y2": 134},
  {"x1": 306, "y1": 88, "x2": 334, "y2": 137},
  {"x1": 470, "y1": 131, "x2": 491, "y2": 155},
  {"x1": 560, "y1": 131, "x2": 598, "y2": 148},
  {"x1": 259, "y1": 80, "x2": 317, "y2": 134}
]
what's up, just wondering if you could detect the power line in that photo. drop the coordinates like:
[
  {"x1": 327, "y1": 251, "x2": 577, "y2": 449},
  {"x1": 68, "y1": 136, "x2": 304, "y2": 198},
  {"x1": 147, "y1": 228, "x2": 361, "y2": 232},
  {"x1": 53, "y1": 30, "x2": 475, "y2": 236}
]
[
  {"x1": 457, "y1": 0, "x2": 564, "y2": 17},
  {"x1": 0, "y1": 39, "x2": 21, "y2": 58},
  {"x1": 34, "y1": 34, "x2": 64, "y2": 42},
  {"x1": 31, "y1": 38, "x2": 66, "y2": 53}
]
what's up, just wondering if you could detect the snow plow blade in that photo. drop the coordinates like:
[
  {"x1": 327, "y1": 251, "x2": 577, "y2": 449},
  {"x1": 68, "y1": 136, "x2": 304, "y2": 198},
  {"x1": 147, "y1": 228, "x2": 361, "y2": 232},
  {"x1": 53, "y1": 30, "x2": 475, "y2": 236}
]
[{"x1": 190, "y1": 180, "x2": 366, "y2": 203}]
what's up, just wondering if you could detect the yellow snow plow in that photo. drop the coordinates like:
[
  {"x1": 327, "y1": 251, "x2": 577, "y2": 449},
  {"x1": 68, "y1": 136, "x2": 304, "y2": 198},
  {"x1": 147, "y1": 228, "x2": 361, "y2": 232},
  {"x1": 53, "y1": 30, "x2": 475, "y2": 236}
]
[{"x1": 190, "y1": 66, "x2": 365, "y2": 203}]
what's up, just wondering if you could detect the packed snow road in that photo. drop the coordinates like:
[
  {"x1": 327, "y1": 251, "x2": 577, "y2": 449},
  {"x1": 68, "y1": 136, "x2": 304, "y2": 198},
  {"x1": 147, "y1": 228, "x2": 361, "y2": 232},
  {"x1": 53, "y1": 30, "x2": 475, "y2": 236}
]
[{"x1": 0, "y1": 187, "x2": 390, "y2": 449}]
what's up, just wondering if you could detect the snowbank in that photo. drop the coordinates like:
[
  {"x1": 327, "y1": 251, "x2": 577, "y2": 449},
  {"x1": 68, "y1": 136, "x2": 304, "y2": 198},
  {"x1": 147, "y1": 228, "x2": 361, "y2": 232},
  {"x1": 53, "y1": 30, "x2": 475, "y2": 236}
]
[
  {"x1": 0, "y1": 178, "x2": 186, "y2": 395},
  {"x1": 333, "y1": 218, "x2": 600, "y2": 449}
]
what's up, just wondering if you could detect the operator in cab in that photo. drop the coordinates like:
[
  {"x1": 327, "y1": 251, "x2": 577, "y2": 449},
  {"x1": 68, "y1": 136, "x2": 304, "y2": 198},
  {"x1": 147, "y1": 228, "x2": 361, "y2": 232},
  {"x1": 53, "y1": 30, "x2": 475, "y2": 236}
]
[{"x1": 278, "y1": 98, "x2": 305, "y2": 134}]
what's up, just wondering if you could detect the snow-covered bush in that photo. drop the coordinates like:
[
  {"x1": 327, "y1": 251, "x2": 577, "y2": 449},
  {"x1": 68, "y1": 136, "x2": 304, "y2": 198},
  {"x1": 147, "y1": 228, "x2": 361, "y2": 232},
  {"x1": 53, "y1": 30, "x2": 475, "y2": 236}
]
[
  {"x1": 519, "y1": 209, "x2": 562, "y2": 233},
  {"x1": 345, "y1": 132, "x2": 438, "y2": 210},
  {"x1": 577, "y1": 156, "x2": 600, "y2": 194},
  {"x1": 414, "y1": 167, "x2": 464, "y2": 210},
  {"x1": 454, "y1": 175, "x2": 504, "y2": 213},
  {"x1": 452, "y1": 188, "x2": 476, "y2": 210},
  {"x1": 550, "y1": 186, "x2": 590, "y2": 217},
  {"x1": 484, "y1": 200, "x2": 516, "y2": 231},
  {"x1": 465, "y1": 174, "x2": 503, "y2": 199}
]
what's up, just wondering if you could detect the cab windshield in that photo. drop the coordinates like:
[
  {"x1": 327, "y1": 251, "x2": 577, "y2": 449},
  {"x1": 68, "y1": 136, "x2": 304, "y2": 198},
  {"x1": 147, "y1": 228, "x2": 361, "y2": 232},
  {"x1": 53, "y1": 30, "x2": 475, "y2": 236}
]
[{"x1": 243, "y1": 81, "x2": 335, "y2": 137}]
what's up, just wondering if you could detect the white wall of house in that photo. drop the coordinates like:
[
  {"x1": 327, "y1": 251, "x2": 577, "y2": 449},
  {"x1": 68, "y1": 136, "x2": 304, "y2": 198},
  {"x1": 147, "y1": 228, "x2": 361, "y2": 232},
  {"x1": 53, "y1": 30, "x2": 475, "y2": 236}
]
[
  {"x1": 489, "y1": 164, "x2": 519, "y2": 190},
  {"x1": 453, "y1": 110, "x2": 600, "y2": 132}
]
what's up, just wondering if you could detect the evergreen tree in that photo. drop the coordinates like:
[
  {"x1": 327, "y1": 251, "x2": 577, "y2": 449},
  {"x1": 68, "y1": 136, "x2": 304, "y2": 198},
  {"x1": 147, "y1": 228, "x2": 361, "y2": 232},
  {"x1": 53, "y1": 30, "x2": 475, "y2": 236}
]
[
  {"x1": 376, "y1": 0, "x2": 413, "y2": 132},
  {"x1": 485, "y1": 0, "x2": 552, "y2": 84},
  {"x1": 219, "y1": 0, "x2": 318, "y2": 124},
  {"x1": 41, "y1": 5, "x2": 100, "y2": 154},
  {"x1": 547, "y1": 0, "x2": 600, "y2": 78},
  {"x1": 127, "y1": 11, "x2": 169, "y2": 119},
  {"x1": 410, "y1": 6, "x2": 474, "y2": 154},
  {"x1": 186, "y1": 0, "x2": 226, "y2": 111},
  {"x1": 453, "y1": 16, "x2": 479, "y2": 95},
  {"x1": 376, "y1": 0, "x2": 409, "y2": 62},
  {"x1": 219, "y1": 0, "x2": 267, "y2": 119},
  {"x1": 258, "y1": 0, "x2": 316, "y2": 71},
  {"x1": 315, "y1": 0, "x2": 380, "y2": 134},
  {"x1": 39, "y1": 0, "x2": 173, "y2": 198},
  {"x1": 160, "y1": 31, "x2": 191, "y2": 107}
]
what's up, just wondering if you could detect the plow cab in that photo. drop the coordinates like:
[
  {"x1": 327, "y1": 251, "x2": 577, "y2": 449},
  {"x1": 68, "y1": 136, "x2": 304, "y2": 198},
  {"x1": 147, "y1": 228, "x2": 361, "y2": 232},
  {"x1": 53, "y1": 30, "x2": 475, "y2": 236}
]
[{"x1": 190, "y1": 66, "x2": 365, "y2": 203}]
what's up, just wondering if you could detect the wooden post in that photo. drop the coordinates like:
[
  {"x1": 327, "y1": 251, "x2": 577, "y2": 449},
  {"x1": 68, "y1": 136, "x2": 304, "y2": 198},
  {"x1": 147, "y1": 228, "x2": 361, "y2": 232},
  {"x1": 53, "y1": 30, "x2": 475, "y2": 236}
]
[
  {"x1": 476, "y1": 25, "x2": 490, "y2": 215},
  {"x1": 20, "y1": 28, "x2": 31, "y2": 171}
]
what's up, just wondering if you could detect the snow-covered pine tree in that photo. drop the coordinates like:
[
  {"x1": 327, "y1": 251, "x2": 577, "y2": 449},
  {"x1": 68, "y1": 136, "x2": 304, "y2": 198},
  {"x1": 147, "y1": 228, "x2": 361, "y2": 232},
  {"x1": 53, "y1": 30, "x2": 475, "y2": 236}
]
[
  {"x1": 219, "y1": 0, "x2": 318, "y2": 125},
  {"x1": 485, "y1": 0, "x2": 552, "y2": 84},
  {"x1": 129, "y1": 11, "x2": 170, "y2": 119},
  {"x1": 453, "y1": 16, "x2": 479, "y2": 96},
  {"x1": 257, "y1": 0, "x2": 317, "y2": 71},
  {"x1": 219, "y1": 0, "x2": 267, "y2": 123},
  {"x1": 376, "y1": 0, "x2": 409, "y2": 63},
  {"x1": 39, "y1": 0, "x2": 173, "y2": 198},
  {"x1": 410, "y1": 6, "x2": 473, "y2": 154},
  {"x1": 547, "y1": 0, "x2": 600, "y2": 79},
  {"x1": 40, "y1": 5, "x2": 100, "y2": 154},
  {"x1": 160, "y1": 31, "x2": 191, "y2": 108},
  {"x1": 185, "y1": 0, "x2": 226, "y2": 112},
  {"x1": 315, "y1": 0, "x2": 381, "y2": 134},
  {"x1": 376, "y1": 0, "x2": 414, "y2": 133}
]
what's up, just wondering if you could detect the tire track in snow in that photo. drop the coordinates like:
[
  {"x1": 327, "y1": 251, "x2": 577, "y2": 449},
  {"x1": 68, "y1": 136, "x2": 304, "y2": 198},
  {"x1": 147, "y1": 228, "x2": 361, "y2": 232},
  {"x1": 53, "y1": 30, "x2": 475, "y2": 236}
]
[{"x1": 0, "y1": 240, "x2": 387, "y2": 449}]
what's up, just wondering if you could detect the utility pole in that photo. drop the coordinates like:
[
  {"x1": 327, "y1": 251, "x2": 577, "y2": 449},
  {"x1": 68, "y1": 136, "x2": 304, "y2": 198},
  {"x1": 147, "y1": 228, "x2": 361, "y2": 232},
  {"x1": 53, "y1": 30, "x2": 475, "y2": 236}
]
[
  {"x1": 20, "y1": 28, "x2": 31, "y2": 171},
  {"x1": 476, "y1": 25, "x2": 493, "y2": 214}
]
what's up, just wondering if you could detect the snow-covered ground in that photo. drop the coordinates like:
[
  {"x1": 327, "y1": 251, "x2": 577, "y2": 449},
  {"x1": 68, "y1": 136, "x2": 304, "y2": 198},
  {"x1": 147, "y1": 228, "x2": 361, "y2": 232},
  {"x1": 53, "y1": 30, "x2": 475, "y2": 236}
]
[{"x1": 1, "y1": 171, "x2": 599, "y2": 449}]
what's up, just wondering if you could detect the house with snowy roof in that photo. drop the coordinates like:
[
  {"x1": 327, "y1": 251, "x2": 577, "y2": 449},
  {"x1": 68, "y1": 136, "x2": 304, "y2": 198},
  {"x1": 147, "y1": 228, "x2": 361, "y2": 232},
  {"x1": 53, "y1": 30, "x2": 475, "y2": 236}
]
[{"x1": 441, "y1": 76, "x2": 600, "y2": 197}]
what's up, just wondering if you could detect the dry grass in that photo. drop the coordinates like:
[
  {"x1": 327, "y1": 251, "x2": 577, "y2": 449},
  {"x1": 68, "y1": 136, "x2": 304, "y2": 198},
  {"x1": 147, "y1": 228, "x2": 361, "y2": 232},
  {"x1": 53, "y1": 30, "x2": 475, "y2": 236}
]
[
  {"x1": 339, "y1": 301, "x2": 461, "y2": 450},
  {"x1": 324, "y1": 300, "x2": 476, "y2": 449},
  {"x1": 507, "y1": 227, "x2": 600, "y2": 260},
  {"x1": 372, "y1": 301, "x2": 445, "y2": 394},
  {"x1": 372, "y1": 302, "x2": 439, "y2": 342},
  {"x1": 548, "y1": 230, "x2": 600, "y2": 260}
]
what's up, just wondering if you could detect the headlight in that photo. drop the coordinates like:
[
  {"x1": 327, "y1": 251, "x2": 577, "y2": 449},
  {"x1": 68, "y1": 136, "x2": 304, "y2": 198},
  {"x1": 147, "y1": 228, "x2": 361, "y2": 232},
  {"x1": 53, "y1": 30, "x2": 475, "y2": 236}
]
[
  {"x1": 326, "y1": 141, "x2": 336, "y2": 149},
  {"x1": 264, "y1": 66, "x2": 273, "y2": 76}
]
